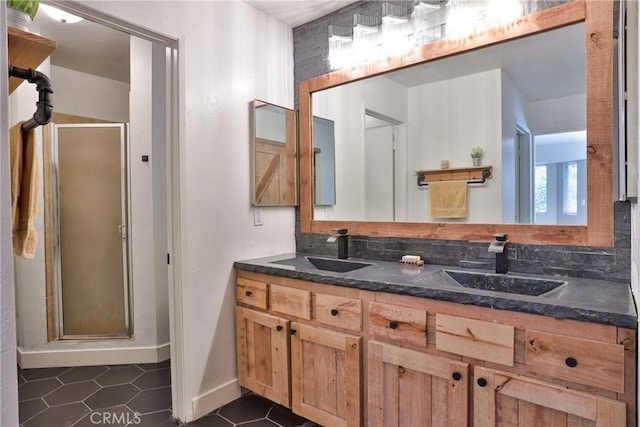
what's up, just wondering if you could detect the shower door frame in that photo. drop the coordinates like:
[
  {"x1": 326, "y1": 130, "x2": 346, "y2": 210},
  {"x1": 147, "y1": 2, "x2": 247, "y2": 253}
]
[{"x1": 51, "y1": 123, "x2": 132, "y2": 340}]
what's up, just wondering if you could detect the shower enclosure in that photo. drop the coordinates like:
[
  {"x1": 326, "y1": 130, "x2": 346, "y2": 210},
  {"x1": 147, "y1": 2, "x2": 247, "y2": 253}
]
[{"x1": 51, "y1": 123, "x2": 131, "y2": 338}]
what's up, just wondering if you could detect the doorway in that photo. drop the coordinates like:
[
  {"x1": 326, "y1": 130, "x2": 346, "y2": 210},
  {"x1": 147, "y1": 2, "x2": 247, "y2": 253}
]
[
  {"x1": 364, "y1": 109, "x2": 405, "y2": 221},
  {"x1": 515, "y1": 125, "x2": 532, "y2": 223}
]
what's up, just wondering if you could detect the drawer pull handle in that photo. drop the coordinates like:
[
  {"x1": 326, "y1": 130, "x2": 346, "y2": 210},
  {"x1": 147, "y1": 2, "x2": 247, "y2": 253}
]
[
  {"x1": 245, "y1": 290, "x2": 252, "y2": 297},
  {"x1": 477, "y1": 378, "x2": 487, "y2": 387},
  {"x1": 452, "y1": 372, "x2": 462, "y2": 381},
  {"x1": 565, "y1": 357, "x2": 578, "y2": 368},
  {"x1": 331, "y1": 309, "x2": 339, "y2": 316},
  {"x1": 389, "y1": 321, "x2": 399, "y2": 329},
  {"x1": 276, "y1": 325, "x2": 283, "y2": 332},
  {"x1": 290, "y1": 329, "x2": 297, "y2": 336}
]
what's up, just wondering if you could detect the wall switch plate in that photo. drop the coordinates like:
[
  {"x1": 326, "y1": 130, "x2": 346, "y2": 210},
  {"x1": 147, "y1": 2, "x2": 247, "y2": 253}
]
[{"x1": 254, "y1": 208, "x2": 263, "y2": 226}]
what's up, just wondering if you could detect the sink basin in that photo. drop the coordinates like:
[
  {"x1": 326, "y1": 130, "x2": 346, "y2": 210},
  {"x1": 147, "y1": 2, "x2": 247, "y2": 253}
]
[
  {"x1": 306, "y1": 257, "x2": 373, "y2": 273},
  {"x1": 442, "y1": 270, "x2": 565, "y2": 296},
  {"x1": 272, "y1": 256, "x2": 373, "y2": 273}
]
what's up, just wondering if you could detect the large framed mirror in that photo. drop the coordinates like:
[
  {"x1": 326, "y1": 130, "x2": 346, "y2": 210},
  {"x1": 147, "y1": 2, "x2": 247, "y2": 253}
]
[
  {"x1": 251, "y1": 100, "x2": 298, "y2": 206},
  {"x1": 299, "y1": 0, "x2": 614, "y2": 246}
]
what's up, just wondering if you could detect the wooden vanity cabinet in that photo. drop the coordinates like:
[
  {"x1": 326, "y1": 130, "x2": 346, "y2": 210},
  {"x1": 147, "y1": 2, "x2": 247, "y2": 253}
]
[
  {"x1": 235, "y1": 271, "x2": 364, "y2": 427},
  {"x1": 474, "y1": 366, "x2": 626, "y2": 426},
  {"x1": 368, "y1": 340, "x2": 469, "y2": 426},
  {"x1": 291, "y1": 322, "x2": 362, "y2": 426},
  {"x1": 235, "y1": 270, "x2": 636, "y2": 427},
  {"x1": 235, "y1": 307, "x2": 290, "y2": 406}
]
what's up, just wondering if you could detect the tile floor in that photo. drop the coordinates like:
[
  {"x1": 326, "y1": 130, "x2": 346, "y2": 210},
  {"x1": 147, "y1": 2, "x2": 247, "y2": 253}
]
[{"x1": 17, "y1": 362, "x2": 316, "y2": 427}]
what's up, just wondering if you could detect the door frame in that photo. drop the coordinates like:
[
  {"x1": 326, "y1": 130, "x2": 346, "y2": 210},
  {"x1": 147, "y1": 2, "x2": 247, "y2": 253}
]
[{"x1": 37, "y1": 1, "x2": 186, "y2": 421}]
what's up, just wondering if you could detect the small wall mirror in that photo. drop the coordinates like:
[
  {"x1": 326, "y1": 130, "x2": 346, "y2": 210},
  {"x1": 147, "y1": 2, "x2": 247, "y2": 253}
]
[
  {"x1": 250, "y1": 100, "x2": 298, "y2": 206},
  {"x1": 313, "y1": 116, "x2": 336, "y2": 206}
]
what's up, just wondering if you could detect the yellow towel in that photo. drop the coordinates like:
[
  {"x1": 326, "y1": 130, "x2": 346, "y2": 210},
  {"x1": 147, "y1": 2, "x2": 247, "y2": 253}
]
[
  {"x1": 430, "y1": 181, "x2": 467, "y2": 218},
  {"x1": 10, "y1": 122, "x2": 39, "y2": 259}
]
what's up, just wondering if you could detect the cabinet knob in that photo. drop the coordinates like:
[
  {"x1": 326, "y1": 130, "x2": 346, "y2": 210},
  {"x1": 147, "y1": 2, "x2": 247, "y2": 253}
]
[
  {"x1": 477, "y1": 378, "x2": 487, "y2": 387},
  {"x1": 452, "y1": 372, "x2": 462, "y2": 381},
  {"x1": 331, "y1": 309, "x2": 339, "y2": 316},
  {"x1": 290, "y1": 329, "x2": 297, "y2": 336},
  {"x1": 565, "y1": 357, "x2": 578, "y2": 368},
  {"x1": 245, "y1": 290, "x2": 252, "y2": 297},
  {"x1": 276, "y1": 325, "x2": 283, "y2": 332},
  {"x1": 389, "y1": 321, "x2": 399, "y2": 329}
]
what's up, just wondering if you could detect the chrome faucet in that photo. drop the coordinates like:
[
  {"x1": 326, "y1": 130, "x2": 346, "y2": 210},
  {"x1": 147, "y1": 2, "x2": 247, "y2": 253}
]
[
  {"x1": 327, "y1": 228, "x2": 349, "y2": 259},
  {"x1": 488, "y1": 233, "x2": 508, "y2": 274}
]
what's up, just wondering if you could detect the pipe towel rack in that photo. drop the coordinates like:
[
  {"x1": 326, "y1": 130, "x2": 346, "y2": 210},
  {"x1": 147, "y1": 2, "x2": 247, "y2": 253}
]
[
  {"x1": 8, "y1": 64, "x2": 53, "y2": 133},
  {"x1": 416, "y1": 166, "x2": 493, "y2": 187}
]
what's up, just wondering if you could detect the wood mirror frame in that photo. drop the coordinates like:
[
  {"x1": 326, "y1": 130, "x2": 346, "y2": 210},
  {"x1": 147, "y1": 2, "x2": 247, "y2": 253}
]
[{"x1": 299, "y1": 0, "x2": 614, "y2": 247}]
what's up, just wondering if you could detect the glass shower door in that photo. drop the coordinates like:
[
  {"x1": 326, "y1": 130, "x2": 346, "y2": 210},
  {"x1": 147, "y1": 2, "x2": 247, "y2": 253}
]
[{"x1": 53, "y1": 123, "x2": 130, "y2": 338}]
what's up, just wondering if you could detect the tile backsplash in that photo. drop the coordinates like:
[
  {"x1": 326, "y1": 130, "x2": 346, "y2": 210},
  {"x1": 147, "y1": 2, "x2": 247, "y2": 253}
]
[{"x1": 296, "y1": 202, "x2": 631, "y2": 282}]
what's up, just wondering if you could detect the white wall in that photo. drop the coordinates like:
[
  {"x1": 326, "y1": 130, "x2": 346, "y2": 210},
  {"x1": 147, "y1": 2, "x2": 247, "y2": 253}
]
[
  {"x1": 50, "y1": 65, "x2": 129, "y2": 122},
  {"x1": 10, "y1": 41, "x2": 171, "y2": 367},
  {"x1": 407, "y1": 69, "x2": 503, "y2": 223},
  {"x1": 528, "y1": 94, "x2": 586, "y2": 135},
  {"x1": 0, "y1": 2, "x2": 20, "y2": 425},
  {"x1": 73, "y1": 1, "x2": 296, "y2": 422},
  {"x1": 313, "y1": 76, "x2": 408, "y2": 220}
]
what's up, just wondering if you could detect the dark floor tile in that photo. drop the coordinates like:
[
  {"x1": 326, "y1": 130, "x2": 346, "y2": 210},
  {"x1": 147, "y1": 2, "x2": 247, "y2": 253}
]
[
  {"x1": 84, "y1": 384, "x2": 140, "y2": 410},
  {"x1": 58, "y1": 366, "x2": 107, "y2": 384},
  {"x1": 18, "y1": 375, "x2": 25, "y2": 386},
  {"x1": 74, "y1": 405, "x2": 135, "y2": 427},
  {"x1": 138, "y1": 359, "x2": 171, "y2": 371},
  {"x1": 18, "y1": 378, "x2": 62, "y2": 401},
  {"x1": 267, "y1": 403, "x2": 310, "y2": 427},
  {"x1": 18, "y1": 399, "x2": 47, "y2": 424},
  {"x1": 132, "y1": 368, "x2": 171, "y2": 390},
  {"x1": 21, "y1": 367, "x2": 70, "y2": 381},
  {"x1": 188, "y1": 413, "x2": 233, "y2": 426},
  {"x1": 23, "y1": 402, "x2": 90, "y2": 427},
  {"x1": 239, "y1": 420, "x2": 279, "y2": 427},
  {"x1": 95, "y1": 366, "x2": 144, "y2": 386},
  {"x1": 133, "y1": 410, "x2": 182, "y2": 427},
  {"x1": 43, "y1": 381, "x2": 100, "y2": 406},
  {"x1": 127, "y1": 386, "x2": 172, "y2": 414},
  {"x1": 218, "y1": 394, "x2": 272, "y2": 424}
]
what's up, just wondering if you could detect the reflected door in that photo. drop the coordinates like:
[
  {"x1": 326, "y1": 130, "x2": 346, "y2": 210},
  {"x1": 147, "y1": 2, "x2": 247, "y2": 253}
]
[{"x1": 53, "y1": 124, "x2": 129, "y2": 338}]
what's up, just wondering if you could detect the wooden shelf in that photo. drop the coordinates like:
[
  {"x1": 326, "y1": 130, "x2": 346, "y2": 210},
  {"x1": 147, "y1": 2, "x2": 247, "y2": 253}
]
[
  {"x1": 416, "y1": 165, "x2": 493, "y2": 186},
  {"x1": 8, "y1": 27, "x2": 56, "y2": 94}
]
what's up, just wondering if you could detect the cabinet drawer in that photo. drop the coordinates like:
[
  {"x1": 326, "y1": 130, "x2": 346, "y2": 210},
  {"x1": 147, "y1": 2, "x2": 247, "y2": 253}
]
[
  {"x1": 526, "y1": 330, "x2": 625, "y2": 392},
  {"x1": 436, "y1": 314, "x2": 514, "y2": 366},
  {"x1": 369, "y1": 302, "x2": 427, "y2": 347},
  {"x1": 314, "y1": 293, "x2": 362, "y2": 332},
  {"x1": 237, "y1": 278, "x2": 268, "y2": 309},
  {"x1": 269, "y1": 285, "x2": 312, "y2": 320}
]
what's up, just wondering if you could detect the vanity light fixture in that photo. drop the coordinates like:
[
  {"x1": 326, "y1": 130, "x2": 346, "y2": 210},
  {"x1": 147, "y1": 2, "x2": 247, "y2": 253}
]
[
  {"x1": 327, "y1": 0, "x2": 524, "y2": 70},
  {"x1": 40, "y1": 4, "x2": 83, "y2": 24}
]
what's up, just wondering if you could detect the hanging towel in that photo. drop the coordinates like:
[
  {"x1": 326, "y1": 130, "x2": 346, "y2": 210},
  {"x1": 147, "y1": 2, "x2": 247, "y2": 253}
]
[
  {"x1": 10, "y1": 122, "x2": 39, "y2": 259},
  {"x1": 430, "y1": 181, "x2": 468, "y2": 218}
]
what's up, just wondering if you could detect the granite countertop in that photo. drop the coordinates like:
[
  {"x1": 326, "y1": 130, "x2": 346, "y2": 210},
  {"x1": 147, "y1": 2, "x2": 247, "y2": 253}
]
[{"x1": 234, "y1": 253, "x2": 638, "y2": 329}]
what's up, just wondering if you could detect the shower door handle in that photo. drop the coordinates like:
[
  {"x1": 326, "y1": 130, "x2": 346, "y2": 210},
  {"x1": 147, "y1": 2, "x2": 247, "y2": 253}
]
[{"x1": 119, "y1": 224, "x2": 127, "y2": 240}]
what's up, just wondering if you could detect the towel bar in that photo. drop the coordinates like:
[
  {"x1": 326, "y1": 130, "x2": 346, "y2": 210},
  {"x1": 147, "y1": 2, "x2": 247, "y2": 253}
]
[{"x1": 417, "y1": 167, "x2": 492, "y2": 188}]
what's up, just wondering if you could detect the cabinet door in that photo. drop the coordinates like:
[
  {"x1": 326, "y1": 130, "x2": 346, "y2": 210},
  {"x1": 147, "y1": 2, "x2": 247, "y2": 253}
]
[
  {"x1": 368, "y1": 341, "x2": 469, "y2": 427},
  {"x1": 236, "y1": 307, "x2": 290, "y2": 407},
  {"x1": 474, "y1": 367, "x2": 626, "y2": 427},
  {"x1": 291, "y1": 322, "x2": 362, "y2": 427}
]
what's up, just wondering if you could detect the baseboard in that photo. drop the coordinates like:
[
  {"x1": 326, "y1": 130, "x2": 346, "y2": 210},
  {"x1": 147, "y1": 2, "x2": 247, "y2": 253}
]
[
  {"x1": 17, "y1": 342, "x2": 171, "y2": 368},
  {"x1": 191, "y1": 378, "x2": 241, "y2": 421}
]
